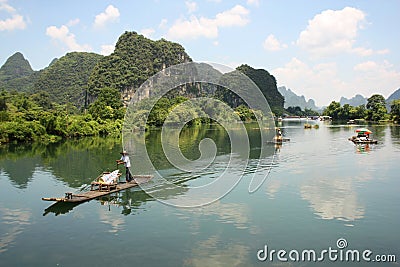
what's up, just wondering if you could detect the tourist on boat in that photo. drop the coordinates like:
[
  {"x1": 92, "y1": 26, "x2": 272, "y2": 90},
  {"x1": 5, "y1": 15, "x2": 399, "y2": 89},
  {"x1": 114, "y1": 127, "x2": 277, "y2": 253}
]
[
  {"x1": 116, "y1": 150, "x2": 133, "y2": 182},
  {"x1": 276, "y1": 128, "x2": 283, "y2": 142}
]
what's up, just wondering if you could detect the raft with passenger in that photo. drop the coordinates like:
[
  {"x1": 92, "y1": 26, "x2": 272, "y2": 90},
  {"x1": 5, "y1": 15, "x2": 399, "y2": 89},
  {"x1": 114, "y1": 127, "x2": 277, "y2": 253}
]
[
  {"x1": 348, "y1": 128, "x2": 378, "y2": 144},
  {"x1": 42, "y1": 170, "x2": 152, "y2": 203},
  {"x1": 268, "y1": 127, "x2": 290, "y2": 144}
]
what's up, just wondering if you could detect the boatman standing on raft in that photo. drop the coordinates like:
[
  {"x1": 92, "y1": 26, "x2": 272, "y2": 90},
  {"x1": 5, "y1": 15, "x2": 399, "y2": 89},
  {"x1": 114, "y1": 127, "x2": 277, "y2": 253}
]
[{"x1": 116, "y1": 150, "x2": 133, "y2": 182}]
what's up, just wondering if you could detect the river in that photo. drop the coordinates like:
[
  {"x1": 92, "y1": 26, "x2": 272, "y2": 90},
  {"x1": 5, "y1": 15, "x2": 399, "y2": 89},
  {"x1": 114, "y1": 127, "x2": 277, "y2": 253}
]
[{"x1": 0, "y1": 122, "x2": 399, "y2": 266}]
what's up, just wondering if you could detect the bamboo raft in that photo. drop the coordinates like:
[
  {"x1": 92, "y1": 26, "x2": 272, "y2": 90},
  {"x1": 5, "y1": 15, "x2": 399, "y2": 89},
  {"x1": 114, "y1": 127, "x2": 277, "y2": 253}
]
[
  {"x1": 42, "y1": 175, "x2": 152, "y2": 203},
  {"x1": 266, "y1": 138, "x2": 290, "y2": 144},
  {"x1": 348, "y1": 136, "x2": 378, "y2": 144}
]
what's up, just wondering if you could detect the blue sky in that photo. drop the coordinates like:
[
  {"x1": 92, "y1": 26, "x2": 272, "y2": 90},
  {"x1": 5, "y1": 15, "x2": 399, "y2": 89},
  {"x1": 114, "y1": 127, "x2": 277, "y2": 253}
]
[{"x1": 1, "y1": 0, "x2": 399, "y2": 106}]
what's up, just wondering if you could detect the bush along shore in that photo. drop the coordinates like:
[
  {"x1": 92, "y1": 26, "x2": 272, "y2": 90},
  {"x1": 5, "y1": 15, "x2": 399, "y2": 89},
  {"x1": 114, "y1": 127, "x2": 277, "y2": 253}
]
[{"x1": 0, "y1": 89, "x2": 123, "y2": 144}]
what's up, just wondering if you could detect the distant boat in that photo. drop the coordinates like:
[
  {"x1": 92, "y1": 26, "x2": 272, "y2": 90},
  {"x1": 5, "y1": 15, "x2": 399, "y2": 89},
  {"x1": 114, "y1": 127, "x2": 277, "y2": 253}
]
[
  {"x1": 304, "y1": 123, "x2": 312, "y2": 129},
  {"x1": 281, "y1": 116, "x2": 309, "y2": 122},
  {"x1": 348, "y1": 128, "x2": 378, "y2": 144},
  {"x1": 304, "y1": 123, "x2": 319, "y2": 129},
  {"x1": 319, "y1": 116, "x2": 332, "y2": 121},
  {"x1": 270, "y1": 127, "x2": 290, "y2": 144}
]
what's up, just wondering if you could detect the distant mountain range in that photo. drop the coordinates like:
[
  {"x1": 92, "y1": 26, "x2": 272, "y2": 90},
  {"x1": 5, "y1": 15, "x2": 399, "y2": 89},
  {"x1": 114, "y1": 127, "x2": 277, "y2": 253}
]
[
  {"x1": 278, "y1": 86, "x2": 319, "y2": 110},
  {"x1": 339, "y1": 91, "x2": 400, "y2": 111},
  {"x1": 339, "y1": 94, "x2": 367, "y2": 107},
  {"x1": 276, "y1": 86, "x2": 400, "y2": 113},
  {"x1": 386, "y1": 88, "x2": 400, "y2": 111}
]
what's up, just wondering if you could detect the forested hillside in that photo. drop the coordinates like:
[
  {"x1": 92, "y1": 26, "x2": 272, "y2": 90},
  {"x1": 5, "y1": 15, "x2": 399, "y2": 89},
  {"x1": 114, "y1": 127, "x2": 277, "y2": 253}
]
[
  {"x1": 0, "y1": 52, "x2": 36, "y2": 92},
  {"x1": 87, "y1": 31, "x2": 192, "y2": 103},
  {"x1": 34, "y1": 52, "x2": 103, "y2": 108},
  {"x1": 236, "y1": 64, "x2": 284, "y2": 115}
]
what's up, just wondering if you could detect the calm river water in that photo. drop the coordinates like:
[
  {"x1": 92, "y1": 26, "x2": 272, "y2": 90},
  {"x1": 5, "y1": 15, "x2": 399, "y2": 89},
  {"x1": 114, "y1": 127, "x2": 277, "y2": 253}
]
[{"x1": 0, "y1": 122, "x2": 399, "y2": 266}]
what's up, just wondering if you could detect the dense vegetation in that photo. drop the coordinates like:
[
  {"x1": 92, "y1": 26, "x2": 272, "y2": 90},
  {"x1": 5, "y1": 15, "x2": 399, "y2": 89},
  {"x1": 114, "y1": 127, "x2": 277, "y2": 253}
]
[
  {"x1": 0, "y1": 89, "x2": 123, "y2": 143},
  {"x1": 323, "y1": 94, "x2": 400, "y2": 122},
  {"x1": 128, "y1": 95, "x2": 261, "y2": 130},
  {"x1": 0, "y1": 31, "x2": 196, "y2": 143},
  {"x1": 285, "y1": 106, "x2": 320, "y2": 117},
  {"x1": 87, "y1": 31, "x2": 192, "y2": 100},
  {"x1": 0, "y1": 52, "x2": 36, "y2": 92},
  {"x1": 236, "y1": 64, "x2": 285, "y2": 115},
  {"x1": 34, "y1": 52, "x2": 104, "y2": 108}
]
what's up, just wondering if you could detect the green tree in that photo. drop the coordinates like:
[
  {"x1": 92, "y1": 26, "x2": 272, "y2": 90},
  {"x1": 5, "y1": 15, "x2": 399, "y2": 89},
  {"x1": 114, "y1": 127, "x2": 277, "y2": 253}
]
[
  {"x1": 286, "y1": 106, "x2": 303, "y2": 116},
  {"x1": 31, "y1": 91, "x2": 53, "y2": 110},
  {"x1": 338, "y1": 104, "x2": 351, "y2": 120},
  {"x1": 355, "y1": 104, "x2": 367, "y2": 119},
  {"x1": 390, "y1": 99, "x2": 400, "y2": 122},
  {"x1": 88, "y1": 87, "x2": 124, "y2": 121},
  {"x1": 323, "y1": 101, "x2": 341, "y2": 119},
  {"x1": 235, "y1": 104, "x2": 256, "y2": 121},
  {"x1": 366, "y1": 94, "x2": 388, "y2": 121},
  {"x1": 304, "y1": 108, "x2": 319, "y2": 116},
  {"x1": 0, "y1": 91, "x2": 7, "y2": 111}
]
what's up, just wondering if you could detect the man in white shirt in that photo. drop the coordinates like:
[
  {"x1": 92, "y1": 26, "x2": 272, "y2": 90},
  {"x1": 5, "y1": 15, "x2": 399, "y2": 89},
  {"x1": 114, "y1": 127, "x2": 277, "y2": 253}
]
[{"x1": 116, "y1": 150, "x2": 133, "y2": 182}]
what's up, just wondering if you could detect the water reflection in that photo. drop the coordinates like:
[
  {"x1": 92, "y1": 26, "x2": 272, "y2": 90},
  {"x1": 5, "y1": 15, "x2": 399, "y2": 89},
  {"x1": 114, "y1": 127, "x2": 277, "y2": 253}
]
[
  {"x1": 300, "y1": 176, "x2": 364, "y2": 221},
  {"x1": 43, "y1": 202, "x2": 80, "y2": 216},
  {"x1": 140, "y1": 123, "x2": 273, "y2": 172},
  {"x1": 390, "y1": 125, "x2": 400, "y2": 147},
  {"x1": 43, "y1": 188, "x2": 155, "y2": 216},
  {"x1": 0, "y1": 123, "x2": 399, "y2": 266},
  {"x1": 186, "y1": 201, "x2": 250, "y2": 229},
  {"x1": 183, "y1": 235, "x2": 250, "y2": 267},
  {"x1": 0, "y1": 206, "x2": 31, "y2": 253},
  {"x1": 355, "y1": 143, "x2": 371, "y2": 154},
  {"x1": 0, "y1": 137, "x2": 123, "y2": 189},
  {"x1": 98, "y1": 208, "x2": 126, "y2": 233},
  {"x1": 265, "y1": 179, "x2": 282, "y2": 199},
  {"x1": 127, "y1": 123, "x2": 276, "y2": 206}
]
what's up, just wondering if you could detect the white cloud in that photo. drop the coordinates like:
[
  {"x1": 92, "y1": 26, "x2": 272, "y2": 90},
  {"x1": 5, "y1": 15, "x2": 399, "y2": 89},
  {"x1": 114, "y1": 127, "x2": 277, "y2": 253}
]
[
  {"x1": 185, "y1": 1, "x2": 197, "y2": 13},
  {"x1": 159, "y1": 18, "x2": 168, "y2": 29},
  {"x1": 263, "y1": 34, "x2": 287, "y2": 51},
  {"x1": 246, "y1": 0, "x2": 260, "y2": 7},
  {"x1": 0, "y1": 0, "x2": 15, "y2": 13},
  {"x1": 352, "y1": 47, "x2": 373, "y2": 57},
  {"x1": 353, "y1": 61, "x2": 379, "y2": 72},
  {"x1": 297, "y1": 7, "x2": 370, "y2": 57},
  {"x1": 0, "y1": 0, "x2": 26, "y2": 31},
  {"x1": 353, "y1": 60, "x2": 400, "y2": 97},
  {"x1": 94, "y1": 5, "x2": 120, "y2": 28},
  {"x1": 46, "y1": 25, "x2": 91, "y2": 52},
  {"x1": 100, "y1": 44, "x2": 115, "y2": 56},
  {"x1": 67, "y1": 18, "x2": 80, "y2": 27},
  {"x1": 167, "y1": 5, "x2": 249, "y2": 40},
  {"x1": 377, "y1": 49, "x2": 390, "y2": 55},
  {"x1": 140, "y1": 28, "x2": 155, "y2": 38},
  {"x1": 272, "y1": 58, "x2": 347, "y2": 106},
  {"x1": 273, "y1": 58, "x2": 400, "y2": 106},
  {"x1": 215, "y1": 5, "x2": 249, "y2": 27},
  {"x1": 168, "y1": 16, "x2": 217, "y2": 39}
]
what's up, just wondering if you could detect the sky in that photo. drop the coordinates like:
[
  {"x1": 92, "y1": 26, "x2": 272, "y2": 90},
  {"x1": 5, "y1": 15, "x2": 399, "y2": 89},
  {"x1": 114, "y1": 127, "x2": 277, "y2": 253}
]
[{"x1": 1, "y1": 0, "x2": 399, "y2": 107}]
